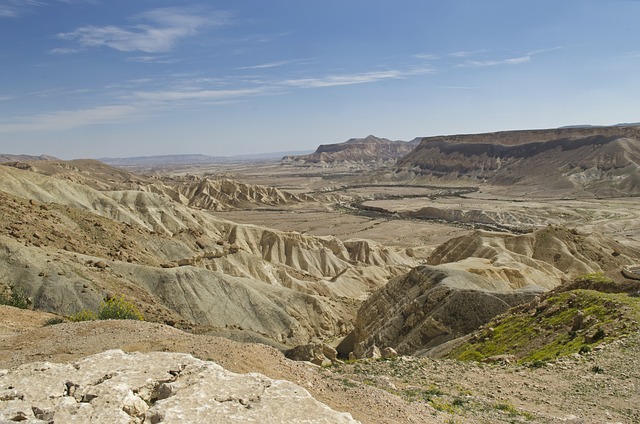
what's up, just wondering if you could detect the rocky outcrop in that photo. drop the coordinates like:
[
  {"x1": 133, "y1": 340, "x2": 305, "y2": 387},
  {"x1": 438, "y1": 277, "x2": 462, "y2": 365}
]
[
  {"x1": 0, "y1": 349, "x2": 358, "y2": 423},
  {"x1": 396, "y1": 126, "x2": 640, "y2": 196},
  {"x1": 284, "y1": 135, "x2": 419, "y2": 164}
]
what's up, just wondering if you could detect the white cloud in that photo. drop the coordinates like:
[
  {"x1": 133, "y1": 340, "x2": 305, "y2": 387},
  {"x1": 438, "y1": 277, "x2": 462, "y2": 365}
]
[
  {"x1": 448, "y1": 50, "x2": 487, "y2": 58},
  {"x1": 129, "y1": 88, "x2": 267, "y2": 102},
  {"x1": 0, "y1": 0, "x2": 46, "y2": 18},
  {"x1": 49, "y1": 47, "x2": 84, "y2": 55},
  {"x1": 126, "y1": 55, "x2": 179, "y2": 64},
  {"x1": 236, "y1": 58, "x2": 312, "y2": 70},
  {"x1": 282, "y1": 69, "x2": 431, "y2": 88},
  {"x1": 413, "y1": 53, "x2": 440, "y2": 60},
  {"x1": 0, "y1": 95, "x2": 13, "y2": 101},
  {"x1": 0, "y1": 105, "x2": 139, "y2": 132},
  {"x1": 458, "y1": 55, "x2": 531, "y2": 67},
  {"x1": 57, "y1": 7, "x2": 229, "y2": 53}
]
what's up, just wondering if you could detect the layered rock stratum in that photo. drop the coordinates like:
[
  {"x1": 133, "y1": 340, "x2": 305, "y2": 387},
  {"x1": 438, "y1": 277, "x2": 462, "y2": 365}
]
[{"x1": 396, "y1": 126, "x2": 640, "y2": 196}]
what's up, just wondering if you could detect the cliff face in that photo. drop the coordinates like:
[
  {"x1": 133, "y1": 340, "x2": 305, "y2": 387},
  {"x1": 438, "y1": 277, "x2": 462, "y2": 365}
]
[
  {"x1": 284, "y1": 135, "x2": 419, "y2": 163},
  {"x1": 396, "y1": 126, "x2": 640, "y2": 195}
]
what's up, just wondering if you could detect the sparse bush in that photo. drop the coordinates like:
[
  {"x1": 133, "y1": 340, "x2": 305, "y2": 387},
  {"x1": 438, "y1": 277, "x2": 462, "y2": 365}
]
[
  {"x1": 43, "y1": 317, "x2": 65, "y2": 326},
  {"x1": 68, "y1": 309, "x2": 98, "y2": 322},
  {"x1": 98, "y1": 295, "x2": 144, "y2": 321},
  {"x1": 0, "y1": 287, "x2": 29, "y2": 309},
  {"x1": 579, "y1": 345, "x2": 591, "y2": 354},
  {"x1": 591, "y1": 365, "x2": 604, "y2": 374}
]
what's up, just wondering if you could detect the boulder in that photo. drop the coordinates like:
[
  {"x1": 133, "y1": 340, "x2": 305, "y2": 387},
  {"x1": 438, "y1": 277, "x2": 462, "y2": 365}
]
[{"x1": 0, "y1": 349, "x2": 359, "y2": 423}]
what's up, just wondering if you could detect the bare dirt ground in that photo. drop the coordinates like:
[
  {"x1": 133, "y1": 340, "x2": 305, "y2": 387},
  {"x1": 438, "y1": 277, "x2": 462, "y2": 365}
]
[{"x1": 1, "y1": 305, "x2": 638, "y2": 423}]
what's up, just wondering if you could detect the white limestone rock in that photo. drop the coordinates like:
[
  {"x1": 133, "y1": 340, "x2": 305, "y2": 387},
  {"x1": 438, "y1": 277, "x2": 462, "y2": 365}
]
[{"x1": 0, "y1": 349, "x2": 359, "y2": 423}]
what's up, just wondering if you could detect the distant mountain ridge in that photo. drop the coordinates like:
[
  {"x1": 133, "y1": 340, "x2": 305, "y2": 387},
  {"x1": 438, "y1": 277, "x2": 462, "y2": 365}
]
[
  {"x1": 0, "y1": 154, "x2": 58, "y2": 163},
  {"x1": 284, "y1": 135, "x2": 420, "y2": 163},
  {"x1": 396, "y1": 125, "x2": 640, "y2": 196},
  {"x1": 101, "y1": 151, "x2": 313, "y2": 168}
]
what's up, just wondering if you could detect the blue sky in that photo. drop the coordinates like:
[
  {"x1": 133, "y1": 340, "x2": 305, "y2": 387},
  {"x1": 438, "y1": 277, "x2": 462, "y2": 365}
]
[{"x1": 0, "y1": 0, "x2": 639, "y2": 159}]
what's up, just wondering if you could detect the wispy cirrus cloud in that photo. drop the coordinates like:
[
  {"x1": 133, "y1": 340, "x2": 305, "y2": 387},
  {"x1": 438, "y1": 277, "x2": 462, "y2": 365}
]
[
  {"x1": 126, "y1": 55, "x2": 180, "y2": 64},
  {"x1": 129, "y1": 87, "x2": 268, "y2": 103},
  {"x1": 235, "y1": 58, "x2": 312, "y2": 70},
  {"x1": 282, "y1": 67, "x2": 433, "y2": 88},
  {"x1": 0, "y1": 0, "x2": 46, "y2": 18},
  {"x1": 56, "y1": 7, "x2": 229, "y2": 53},
  {"x1": 448, "y1": 50, "x2": 487, "y2": 58},
  {"x1": 413, "y1": 53, "x2": 440, "y2": 60},
  {"x1": 458, "y1": 55, "x2": 531, "y2": 67},
  {"x1": 1, "y1": 0, "x2": 98, "y2": 18},
  {"x1": 0, "y1": 104, "x2": 139, "y2": 132}
]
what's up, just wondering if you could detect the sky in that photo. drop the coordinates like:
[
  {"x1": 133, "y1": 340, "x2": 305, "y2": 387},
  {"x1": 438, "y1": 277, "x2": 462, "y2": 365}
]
[{"x1": 0, "y1": 0, "x2": 639, "y2": 159}]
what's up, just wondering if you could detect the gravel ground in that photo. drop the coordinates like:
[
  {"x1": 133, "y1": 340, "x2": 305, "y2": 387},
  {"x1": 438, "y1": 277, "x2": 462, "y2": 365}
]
[{"x1": 1, "y1": 305, "x2": 638, "y2": 423}]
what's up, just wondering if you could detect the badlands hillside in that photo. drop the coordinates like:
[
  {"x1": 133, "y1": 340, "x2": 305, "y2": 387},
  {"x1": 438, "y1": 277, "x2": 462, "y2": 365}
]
[{"x1": 1, "y1": 125, "x2": 640, "y2": 423}]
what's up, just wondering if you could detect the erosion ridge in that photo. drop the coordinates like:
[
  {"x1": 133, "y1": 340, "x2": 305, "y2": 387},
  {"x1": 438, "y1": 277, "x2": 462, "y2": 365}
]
[
  {"x1": 350, "y1": 226, "x2": 640, "y2": 357},
  {"x1": 0, "y1": 164, "x2": 415, "y2": 346},
  {"x1": 1, "y1": 159, "x2": 313, "y2": 210}
]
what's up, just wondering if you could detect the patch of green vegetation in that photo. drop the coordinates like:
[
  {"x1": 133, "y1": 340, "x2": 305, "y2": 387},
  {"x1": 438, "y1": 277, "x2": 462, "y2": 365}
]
[
  {"x1": 68, "y1": 309, "x2": 98, "y2": 322},
  {"x1": 575, "y1": 272, "x2": 614, "y2": 285},
  {"x1": 98, "y1": 295, "x2": 144, "y2": 320},
  {"x1": 402, "y1": 384, "x2": 444, "y2": 402},
  {"x1": 0, "y1": 286, "x2": 29, "y2": 309},
  {"x1": 430, "y1": 398, "x2": 455, "y2": 413},
  {"x1": 448, "y1": 289, "x2": 640, "y2": 363},
  {"x1": 341, "y1": 378, "x2": 358, "y2": 388},
  {"x1": 68, "y1": 294, "x2": 144, "y2": 322},
  {"x1": 493, "y1": 402, "x2": 535, "y2": 420}
]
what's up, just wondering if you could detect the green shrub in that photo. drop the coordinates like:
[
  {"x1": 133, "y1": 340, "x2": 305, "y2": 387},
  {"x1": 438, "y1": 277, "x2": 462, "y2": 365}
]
[
  {"x1": 0, "y1": 287, "x2": 29, "y2": 309},
  {"x1": 98, "y1": 295, "x2": 144, "y2": 321},
  {"x1": 68, "y1": 309, "x2": 98, "y2": 322}
]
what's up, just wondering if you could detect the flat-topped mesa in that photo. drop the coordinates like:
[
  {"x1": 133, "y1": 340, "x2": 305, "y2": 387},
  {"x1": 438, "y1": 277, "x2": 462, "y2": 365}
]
[
  {"x1": 396, "y1": 126, "x2": 640, "y2": 195},
  {"x1": 285, "y1": 135, "x2": 420, "y2": 163}
]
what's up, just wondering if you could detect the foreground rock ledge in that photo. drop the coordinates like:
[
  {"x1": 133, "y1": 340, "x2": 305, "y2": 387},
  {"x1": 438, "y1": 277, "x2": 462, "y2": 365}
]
[{"x1": 0, "y1": 349, "x2": 358, "y2": 423}]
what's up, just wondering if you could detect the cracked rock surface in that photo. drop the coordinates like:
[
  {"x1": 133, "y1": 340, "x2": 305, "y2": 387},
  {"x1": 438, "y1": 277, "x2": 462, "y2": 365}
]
[{"x1": 0, "y1": 349, "x2": 358, "y2": 423}]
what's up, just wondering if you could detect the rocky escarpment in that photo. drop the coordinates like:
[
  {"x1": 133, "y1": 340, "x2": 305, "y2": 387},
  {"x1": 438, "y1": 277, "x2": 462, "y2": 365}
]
[
  {"x1": 284, "y1": 135, "x2": 419, "y2": 164},
  {"x1": 396, "y1": 126, "x2": 640, "y2": 196},
  {"x1": 0, "y1": 349, "x2": 358, "y2": 423},
  {"x1": 349, "y1": 226, "x2": 640, "y2": 357}
]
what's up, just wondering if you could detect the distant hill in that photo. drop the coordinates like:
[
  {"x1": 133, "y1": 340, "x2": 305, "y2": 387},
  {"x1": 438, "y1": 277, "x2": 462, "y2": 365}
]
[
  {"x1": 0, "y1": 154, "x2": 58, "y2": 163},
  {"x1": 283, "y1": 135, "x2": 420, "y2": 164},
  {"x1": 101, "y1": 151, "x2": 313, "y2": 169},
  {"x1": 396, "y1": 126, "x2": 640, "y2": 196}
]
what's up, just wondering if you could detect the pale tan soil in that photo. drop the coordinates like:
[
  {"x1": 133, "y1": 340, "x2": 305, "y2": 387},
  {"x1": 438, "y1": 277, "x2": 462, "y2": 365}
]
[
  {"x1": 214, "y1": 204, "x2": 470, "y2": 257},
  {"x1": 1, "y1": 305, "x2": 638, "y2": 423},
  {"x1": 362, "y1": 194, "x2": 640, "y2": 244}
]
